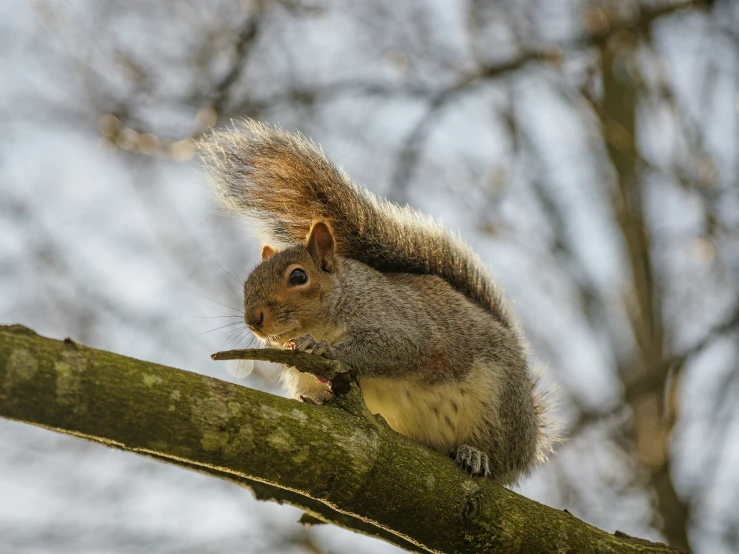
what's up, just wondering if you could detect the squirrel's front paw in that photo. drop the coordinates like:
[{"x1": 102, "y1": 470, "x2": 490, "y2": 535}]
[
  {"x1": 285, "y1": 334, "x2": 334, "y2": 358},
  {"x1": 451, "y1": 445, "x2": 490, "y2": 477},
  {"x1": 299, "y1": 392, "x2": 335, "y2": 405}
]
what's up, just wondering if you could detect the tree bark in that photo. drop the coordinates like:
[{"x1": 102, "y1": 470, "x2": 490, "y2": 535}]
[{"x1": 0, "y1": 325, "x2": 685, "y2": 554}]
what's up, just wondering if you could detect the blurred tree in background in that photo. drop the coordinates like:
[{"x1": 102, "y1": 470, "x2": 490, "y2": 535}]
[{"x1": 0, "y1": 0, "x2": 737, "y2": 553}]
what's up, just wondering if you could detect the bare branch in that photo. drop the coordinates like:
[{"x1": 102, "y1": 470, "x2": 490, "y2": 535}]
[{"x1": 0, "y1": 324, "x2": 686, "y2": 554}]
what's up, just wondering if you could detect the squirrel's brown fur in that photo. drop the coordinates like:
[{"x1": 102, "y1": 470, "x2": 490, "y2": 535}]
[
  {"x1": 200, "y1": 120, "x2": 512, "y2": 326},
  {"x1": 200, "y1": 120, "x2": 558, "y2": 483}
]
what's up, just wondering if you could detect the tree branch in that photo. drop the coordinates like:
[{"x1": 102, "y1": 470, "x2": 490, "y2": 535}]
[
  {"x1": 0, "y1": 324, "x2": 685, "y2": 554},
  {"x1": 389, "y1": 0, "x2": 713, "y2": 202}
]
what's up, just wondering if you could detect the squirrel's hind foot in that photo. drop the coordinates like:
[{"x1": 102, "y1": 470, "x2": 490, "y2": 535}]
[{"x1": 451, "y1": 445, "x2": 490, "y2": 477}]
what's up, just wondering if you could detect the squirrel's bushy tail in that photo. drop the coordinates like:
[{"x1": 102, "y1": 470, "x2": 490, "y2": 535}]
[
  {"x1": 199, "y1": 119, "x2": 512, "y2": 327},
  {"x1": 531, "y1": 369, "x2": 563, "y2": 465}
]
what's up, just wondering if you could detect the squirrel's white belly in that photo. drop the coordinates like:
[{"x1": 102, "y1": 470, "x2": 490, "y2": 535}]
[{"x1": 359, "y1": 360, "x2": 503, "y2": 454}]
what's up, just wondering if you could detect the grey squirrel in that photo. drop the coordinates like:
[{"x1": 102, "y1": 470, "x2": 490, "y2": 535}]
[{"x1": 200, "y1": 120, "x2": 557, "y2": 483}]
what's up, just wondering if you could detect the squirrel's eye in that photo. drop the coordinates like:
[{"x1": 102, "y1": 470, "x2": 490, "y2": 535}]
[{"x1": 288, "y1": 268, "x2": 308, "y2": 286}]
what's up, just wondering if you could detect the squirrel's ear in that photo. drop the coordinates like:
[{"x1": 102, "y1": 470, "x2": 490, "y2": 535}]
[
  {"x1": 306, "y1": 221, "x2": 336, "y2": 272},
  {"x1": 261, "y1": 245, "x2": 276, "y2": 261}
]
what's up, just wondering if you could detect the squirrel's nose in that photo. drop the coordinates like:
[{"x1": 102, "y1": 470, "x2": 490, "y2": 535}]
[{"x1": 246, "y1": 307, "x2": 265, "y2": 329}]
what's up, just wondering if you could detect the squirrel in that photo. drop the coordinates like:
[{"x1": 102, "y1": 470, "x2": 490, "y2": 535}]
[{"x1": 200, "y1": 120, "x2": 557, "y2": 483}]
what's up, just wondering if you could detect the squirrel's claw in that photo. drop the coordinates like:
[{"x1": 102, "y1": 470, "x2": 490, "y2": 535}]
[
  {"x1": 299, "y1": 392, "x2": 335, "y2": 405},
  {"x1": 286, "y1": 334, "x2": 334, "y2": 359},
  {"x1": 452, "y1": 445, "x2": 490, "y2": 477}
]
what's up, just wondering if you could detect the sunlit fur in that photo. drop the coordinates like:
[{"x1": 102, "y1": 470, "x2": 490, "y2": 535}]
[{"x1": 200, "y1": 120, "x2": 512, "y2": 324}]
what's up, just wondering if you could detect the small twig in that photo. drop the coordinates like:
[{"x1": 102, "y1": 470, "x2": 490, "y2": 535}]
[{"x1": 211, "y1": 348, "x2": 353, "y2": 394}]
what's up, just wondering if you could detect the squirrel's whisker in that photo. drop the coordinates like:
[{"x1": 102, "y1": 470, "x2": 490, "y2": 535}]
[
  {"x1": 191, "y1": 290, "x2": 244, "y2": 315},
  {"x1": 196, "y1": 321, "x2": 246, "y2": 337}
]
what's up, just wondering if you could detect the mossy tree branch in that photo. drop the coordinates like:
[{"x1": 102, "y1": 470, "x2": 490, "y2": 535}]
[{"x1": 0, "y1": 325, "x2": 684, "y2": 554}]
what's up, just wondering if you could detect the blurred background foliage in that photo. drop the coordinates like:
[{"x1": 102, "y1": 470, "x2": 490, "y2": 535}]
[{"x1": 0, "y1": 0, "x2": 738, "y2": 553}]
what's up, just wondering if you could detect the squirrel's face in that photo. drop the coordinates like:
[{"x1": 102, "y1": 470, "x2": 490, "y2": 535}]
[{"x1": 243, "y1": 222, "x2": 337, "y2": 346}]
